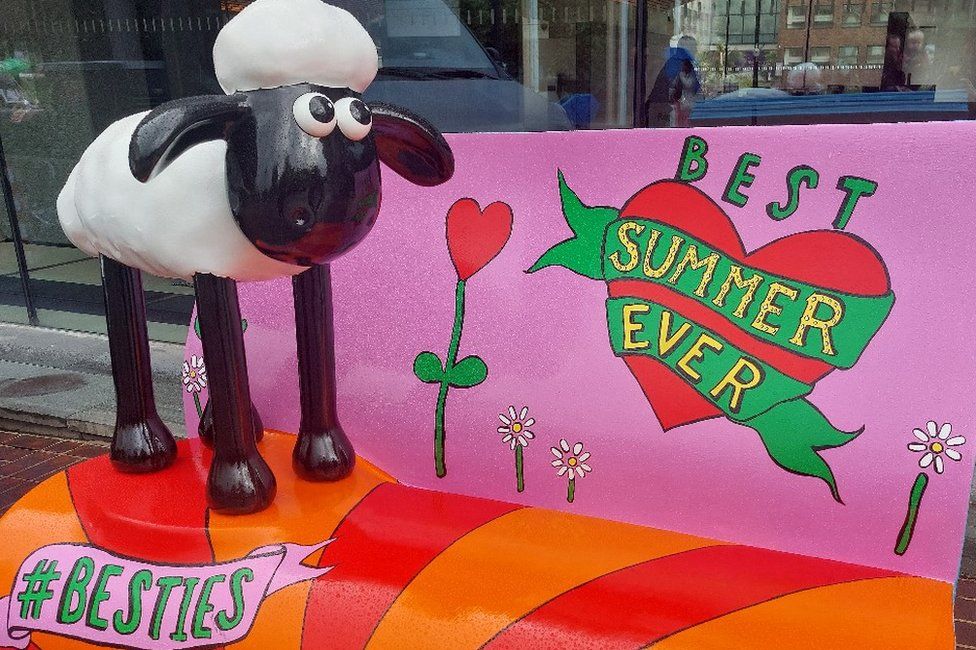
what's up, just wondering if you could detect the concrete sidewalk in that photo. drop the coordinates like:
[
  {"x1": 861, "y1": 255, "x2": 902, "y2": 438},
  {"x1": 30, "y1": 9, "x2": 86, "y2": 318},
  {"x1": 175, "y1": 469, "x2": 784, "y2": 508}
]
[{"x1": 0, "y1": 322, "x2": 184, "y2": 440}]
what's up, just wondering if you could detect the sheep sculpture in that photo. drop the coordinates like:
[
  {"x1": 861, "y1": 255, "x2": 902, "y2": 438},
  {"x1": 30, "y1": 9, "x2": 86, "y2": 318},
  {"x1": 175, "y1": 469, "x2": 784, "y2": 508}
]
[{"x1": 56, "y1": 0, "x2": 455, "y2": 514}]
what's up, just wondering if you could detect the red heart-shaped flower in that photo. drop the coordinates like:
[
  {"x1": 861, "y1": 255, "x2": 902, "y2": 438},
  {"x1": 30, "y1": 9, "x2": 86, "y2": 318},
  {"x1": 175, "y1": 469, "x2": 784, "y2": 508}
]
[
  {"x1": 446, "y1": 199, "x2": 514, "y2": 281},
  {"x1": 611, "y1": 181, "x2": 890, "y2": 431}
]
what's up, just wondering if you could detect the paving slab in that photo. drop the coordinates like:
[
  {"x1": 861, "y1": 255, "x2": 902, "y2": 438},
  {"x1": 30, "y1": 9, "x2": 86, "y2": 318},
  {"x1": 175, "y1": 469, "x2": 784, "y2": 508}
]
[{"x1": 0, "y1": 338, "x2": 184, "y2": 440}]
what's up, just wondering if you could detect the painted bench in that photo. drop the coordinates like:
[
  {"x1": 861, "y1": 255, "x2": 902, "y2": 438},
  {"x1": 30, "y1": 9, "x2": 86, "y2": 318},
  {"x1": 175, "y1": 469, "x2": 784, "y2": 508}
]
[{"x1": 1, "y1": 121, "x2": 973, "y2": 648}]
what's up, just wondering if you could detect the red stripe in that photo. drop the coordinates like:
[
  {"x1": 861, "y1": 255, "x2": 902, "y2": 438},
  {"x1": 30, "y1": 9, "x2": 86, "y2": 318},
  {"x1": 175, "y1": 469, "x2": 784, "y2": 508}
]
[
  {"x1": 66, "y1": 439, "x2": 215, "y2": 563},
  {"x1": 485, "y1": 545, "x2": 897, "y2": 649},
  {"x1": 301, "y1": 483, "x2": 521, "y2": 649},
  {"x1": 609, "y1": 280, "x2": 833, "y2": 384}
]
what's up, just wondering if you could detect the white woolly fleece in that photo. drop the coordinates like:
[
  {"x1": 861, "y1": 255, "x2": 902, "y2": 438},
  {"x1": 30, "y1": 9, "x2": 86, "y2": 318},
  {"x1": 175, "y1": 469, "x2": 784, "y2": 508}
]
[
  {"x1": 57, "y1": 113, "x2": 308, "y2": 282},
  {"x1": 213, "y1": 0, "x2": 379, "y2": 94}
]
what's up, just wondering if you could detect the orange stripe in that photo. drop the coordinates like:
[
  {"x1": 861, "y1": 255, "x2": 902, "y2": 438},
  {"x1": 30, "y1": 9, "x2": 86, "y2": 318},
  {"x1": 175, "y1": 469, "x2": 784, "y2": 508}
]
[
  {"x1": 486, "y1": 545, "x2": 895, "y2": 649},
  {"x1": 207, "y1": 431, "x2": 389, "y2": 650},
  {"x1": 0, "y1": 472, "x2": 99, "y2": 650},
  {"x1": 301, "y1": 484, "x2": 520, "y2": 650},
  {"x1": 366, "y1": 507, "x2": 719, "y2": 649},
  {"x1": 650, "y1": 576, "x2": 953, "y2": 649},
  {"x1": 0, "y1": 473, "x2": 88, "y2": 587}
]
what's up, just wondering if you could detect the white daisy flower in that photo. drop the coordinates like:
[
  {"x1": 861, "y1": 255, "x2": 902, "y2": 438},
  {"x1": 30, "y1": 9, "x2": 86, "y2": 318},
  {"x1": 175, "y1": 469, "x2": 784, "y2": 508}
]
[
  {"x1": 181, "y1": 355, "x2": 208, "y2": 394},
  {"x1": 550, "y1": 439, "x2": 592, "y2": 479},
  {"x1": 498, "y1": 405, "x2": 536, "y2": 449},
  {"x1": 908, "y1": 420, "x2": 965, "y2": 475}
]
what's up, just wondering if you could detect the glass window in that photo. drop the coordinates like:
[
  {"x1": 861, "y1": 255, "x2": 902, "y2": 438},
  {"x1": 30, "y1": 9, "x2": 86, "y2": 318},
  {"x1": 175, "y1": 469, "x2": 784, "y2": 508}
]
[
  {"x1": 867, "y1": 44, "x2": 885, "y2": 65},
  {"x1": 784, "y1": 47, "x2": 805, "y2": 65},
  {"x1": 838, "y1": 45, "x2": 859, "y2": 65},
  {"x1": 871, "y1": 0, "x2": 894, "y2": 24},
  {"x1": 787, "y1": 4, "x2": 809, "y2": 26},
  {"x1": 813, "y1": 2, "x2": 835, "y2": 24},
  {"x1": 2, "y1": 0, "x2": 976, "y2": 338},
  {"x1": 0, "y1": 0, "x2": 646, "y2": 338},
  {"x1": 842, "y1": 1, "x2": 863, "y2": 25},
  {"x1": 810, "y1": 45, "x2": 832, "y2": 63}
]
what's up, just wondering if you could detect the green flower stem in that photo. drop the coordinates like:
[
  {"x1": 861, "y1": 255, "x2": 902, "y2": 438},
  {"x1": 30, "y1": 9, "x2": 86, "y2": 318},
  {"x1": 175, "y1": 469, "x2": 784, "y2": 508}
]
[
  {"x1": 567, "y1": 477, "x2": 576, "y2": 503},
  {"x1": 192, "y1": 392, "x2": 203, "y2": 418},
  {"x1": 434, "y1": 279, "x2": 466, "y2": 478},
  {"x1": 895, "y1": 472, "x2": 929, "y2": 556},
  {"x1": 515, "y1": 445, "x2": 525, "y2": 493}
]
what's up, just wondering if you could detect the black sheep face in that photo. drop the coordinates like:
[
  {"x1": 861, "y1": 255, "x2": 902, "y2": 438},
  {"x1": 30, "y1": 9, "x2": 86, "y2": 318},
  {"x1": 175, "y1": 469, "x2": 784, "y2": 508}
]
[
  {"x1": 226, "y1": 84, "x2": 382, "y2": 267},
  {"x1": 129, "y1": 85, "x2": 453, "y2": 269}
]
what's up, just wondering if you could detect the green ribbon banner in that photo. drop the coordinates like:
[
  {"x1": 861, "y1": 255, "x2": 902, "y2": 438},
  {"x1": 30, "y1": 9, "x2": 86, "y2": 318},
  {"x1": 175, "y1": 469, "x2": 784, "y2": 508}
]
[
  {"x1": 603, "y1": 221, "x2": 894, "y2": 368},
  {"x1": 529, "y1": 173, "x2": 894, "y2": 501}
]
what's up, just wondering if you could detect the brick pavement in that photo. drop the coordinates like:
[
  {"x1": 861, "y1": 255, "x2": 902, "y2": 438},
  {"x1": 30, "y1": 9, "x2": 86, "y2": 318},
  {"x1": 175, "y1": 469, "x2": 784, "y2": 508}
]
[
  {"x1": 0, "y1": 430, "x2": 107, "y2": 515},
  {"x1": 0, "y1": 429, "x2": 975, "y2": 647}
]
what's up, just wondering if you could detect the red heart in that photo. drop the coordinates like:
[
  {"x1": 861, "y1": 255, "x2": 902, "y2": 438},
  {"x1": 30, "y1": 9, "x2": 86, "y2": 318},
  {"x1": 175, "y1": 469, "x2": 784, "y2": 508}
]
[
  {"x1": 447, "y1": 199, "x2": 514, "y2": 281},
  {"x1": 610, "y1": 181, "x2": 890, "y2": 431}
]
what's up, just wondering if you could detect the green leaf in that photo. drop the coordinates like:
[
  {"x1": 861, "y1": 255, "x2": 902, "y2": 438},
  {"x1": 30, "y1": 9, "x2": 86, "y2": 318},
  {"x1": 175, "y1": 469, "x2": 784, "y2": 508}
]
[
  {"x1": 413, "y1": 351, "x2": 445, "y2": 383},
  {"x1": 448, "y1": 355, "x2": 488, "y2": 388},
  {"x1": 194, "y1": 316, "x2": 246, "y2": 338},
  {"x1": 526, "y1": 170, "x2": 619, "y2": 280},
  {"x1": 747, "y1": 399, "x2": 863, "y2": 503}
]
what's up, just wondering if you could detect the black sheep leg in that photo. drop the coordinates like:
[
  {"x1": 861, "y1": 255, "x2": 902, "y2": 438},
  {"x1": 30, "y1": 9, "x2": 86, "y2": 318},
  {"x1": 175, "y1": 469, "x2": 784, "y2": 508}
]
[
  {"x1": 194, "y1": 273, "x2": 276, "y2": 514},
  {"x1": 198, "y1": 396, "x2": 264, "y2": 445},
  {"x1": 100, "y1": 256, "x2": 177, "y2": 473},
  {"x1": 292, "y1": 264, "x2": 355, "y2": 481}
]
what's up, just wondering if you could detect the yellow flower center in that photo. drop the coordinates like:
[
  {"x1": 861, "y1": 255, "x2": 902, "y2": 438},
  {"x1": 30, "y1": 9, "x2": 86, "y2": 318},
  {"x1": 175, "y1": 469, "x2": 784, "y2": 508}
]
[
  {"x1": 512, "y1": 423, "x2": 523, "y2": 433},
  {"x1": 931, "y1": 442, "x2": 944, "y2": 453},
  {"x1": 189, "y1": 371, "x2": 196, "y2": 378},
  {"x1": 568, "y1": 457, "x2": 578, "y2": 467}
]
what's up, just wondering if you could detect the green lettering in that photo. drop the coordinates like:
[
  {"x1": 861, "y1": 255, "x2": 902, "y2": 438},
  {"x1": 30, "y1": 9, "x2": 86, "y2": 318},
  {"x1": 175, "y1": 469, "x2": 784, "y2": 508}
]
[
  {"x1": 113, "y1": 569, "x2": 152, "y2": 635},
  {"x1": 192, "y1": 575, "x2": 226, "y2": 640},
  {"x1": 57, "y1": 556, "x2": 95, "y2": 625},
  {"x1": 833, "y1": 176, "x2": 878, "y2": 229},
  {"x1": 149, "y1": 576, "x2": 183, "y2": 641},
  {"x1": 170, "y1": 577, "x2": 199, "y2": 642},
  {"x1": 216, "y1": 568, "x2": 253, "y2": 631},
  {"x1": 723, "y1": 153, "x2": 762, "y2": 207},
  {"x1": 86, "y1": 563, "x2": 123, "y2": 631},
  {"x1": 676, "y1": 135, "x2": 709, "y2": 182},
  {"x1": 766, "y1": 165, "x2": 820, "y2": 221}
]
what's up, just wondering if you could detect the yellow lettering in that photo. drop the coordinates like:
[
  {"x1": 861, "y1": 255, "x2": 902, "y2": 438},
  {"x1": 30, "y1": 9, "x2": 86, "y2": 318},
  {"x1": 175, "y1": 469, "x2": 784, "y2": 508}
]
[
  {"x1": 752, "y1": 282, "x2": 799, "y2": 335},
  {"x1": 657, "y1": 310, "x2": 692, "y2": 358},
  {"x1": 667, "y1": 245, "x2": 721, "y2": 297},
  {"x1": 789, "y1": 293, "x2": 844, "y2": 356},
  {"x1": 622, "y1": 303, "x2": 650, "y2": 350},
  {"x1": 608, "y1": 222, "x2": 645, "y2": 273},
  {"x1": 709, "y1": 358, "x2": 765, "y2": 414},
  {"x1": 642, "y1": 232, "x2": 684, "y2": 279},
  {"x1": 676, "y1": 334, "x2": 723, "y2": 383},
  {"x1": 712, "y1": 265, "x2": 764, "y2": 318}
]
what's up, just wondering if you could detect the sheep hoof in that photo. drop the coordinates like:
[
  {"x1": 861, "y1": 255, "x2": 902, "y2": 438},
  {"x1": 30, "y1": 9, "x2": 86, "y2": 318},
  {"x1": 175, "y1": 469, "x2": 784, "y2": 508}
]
[
  {"x1": 207, "y1": 453, "x2": 277, "y2": 514},
  {"x1": 198, "y1": 399, "x2": 265, "y2": 446},
  {"x1": 110, "y1": 417, "x2": 177, "y2": 473},
  {"x1": 292, "y1": 427, "x2": 356, "y2": 482}
]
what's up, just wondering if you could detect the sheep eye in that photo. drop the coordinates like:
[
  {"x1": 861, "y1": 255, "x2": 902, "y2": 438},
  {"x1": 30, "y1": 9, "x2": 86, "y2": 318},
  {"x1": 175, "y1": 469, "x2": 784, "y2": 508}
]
[
  {"x1": 293, "y1": 93, "x2": 337, "y2": 138},
  {"x1": 335, "y1": 97, "x2": 372, "y2": 142}
]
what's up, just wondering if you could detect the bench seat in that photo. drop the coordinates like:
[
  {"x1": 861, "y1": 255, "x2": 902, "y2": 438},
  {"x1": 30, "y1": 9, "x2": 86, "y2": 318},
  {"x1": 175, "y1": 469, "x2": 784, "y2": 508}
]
[{"x1": 0, "y1": 431, "x2": 954, "y2": 649}]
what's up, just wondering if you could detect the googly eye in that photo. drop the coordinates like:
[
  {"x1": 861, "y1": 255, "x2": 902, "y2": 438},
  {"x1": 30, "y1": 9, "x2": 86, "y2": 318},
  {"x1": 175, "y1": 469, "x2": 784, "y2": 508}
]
[
  {"x1": 335, "y1": 97, "x2": 372, "y2": 141},
  {"x1": 293, "y1": 93, "x2": 336, "y2": 138}
]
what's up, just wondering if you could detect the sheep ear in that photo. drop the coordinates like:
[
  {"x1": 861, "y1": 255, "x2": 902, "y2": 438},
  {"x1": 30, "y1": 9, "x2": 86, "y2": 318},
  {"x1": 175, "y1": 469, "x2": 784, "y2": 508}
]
[
  {"x1": 369, "y1": 103, "x2": 454, "y2": 187},
  {"x1": 129, "y1": 94, "x2": 250, "y2": 182}
]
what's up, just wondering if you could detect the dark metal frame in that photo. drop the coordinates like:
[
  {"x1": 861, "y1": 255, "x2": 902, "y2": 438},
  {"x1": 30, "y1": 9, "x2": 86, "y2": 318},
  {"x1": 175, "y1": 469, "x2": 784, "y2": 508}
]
[{"x1": 0, "y1": 130, "x2": 39, "y2": 325}]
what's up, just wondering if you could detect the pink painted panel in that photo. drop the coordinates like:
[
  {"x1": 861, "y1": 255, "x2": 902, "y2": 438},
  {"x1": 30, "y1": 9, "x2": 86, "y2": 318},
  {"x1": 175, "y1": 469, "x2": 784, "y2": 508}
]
[{"x1": 184, "y1": 121, "x2": 976, "y2": 583}]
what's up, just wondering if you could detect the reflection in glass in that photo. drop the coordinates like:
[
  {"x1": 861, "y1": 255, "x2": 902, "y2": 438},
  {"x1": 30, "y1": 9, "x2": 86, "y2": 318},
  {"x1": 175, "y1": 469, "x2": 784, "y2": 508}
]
[{"x1": 647, "y1": 0, "x2": 976, "y2": 126}]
